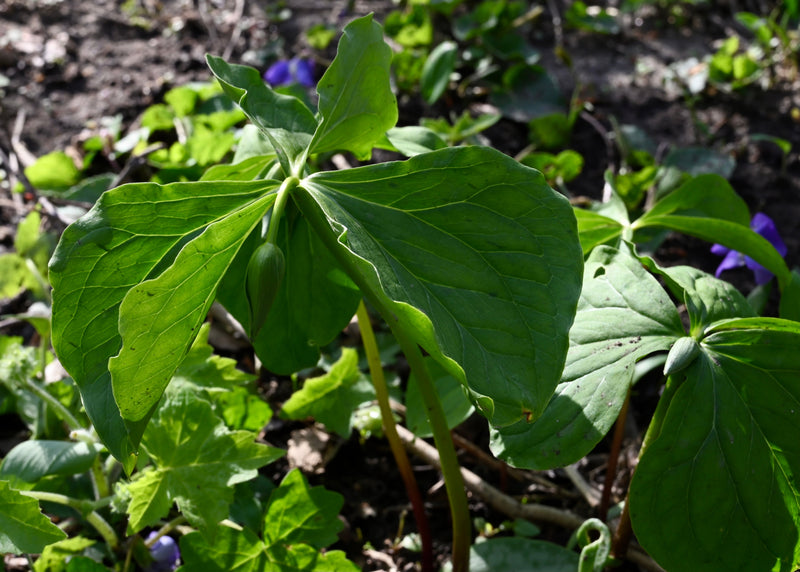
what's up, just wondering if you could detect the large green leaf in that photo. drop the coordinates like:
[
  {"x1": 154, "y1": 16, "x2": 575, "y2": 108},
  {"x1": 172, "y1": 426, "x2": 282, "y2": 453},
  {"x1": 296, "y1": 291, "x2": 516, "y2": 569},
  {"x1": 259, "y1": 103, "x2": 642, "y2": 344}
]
[
  {"x1": 206, "y1": 55, "x2": 316, "y2": 174},
  {"x1": 298, "y1": 146, "x2": 582, "y2": 426},
  {"x1": 0, "y1": 480, "x2": 66, "y2": 553},
  {"x1": 123, "y1": 389, "x2": 283, "y2": 534},
  {"x1": 630, "y1": 317, "x2": 800, "y2": 572},
  {"x1": 490, "y1": 246, "x2": 682, "y2": 468},
  {"x1": 50, "y1": 180, "x2": 277, "y2": 468},
  {"x1": 456, "y1": 537, "x2": 579, "y2": 572},
  {"x1": 309, "y1": 15, "x2": 397, "y2": 159}
]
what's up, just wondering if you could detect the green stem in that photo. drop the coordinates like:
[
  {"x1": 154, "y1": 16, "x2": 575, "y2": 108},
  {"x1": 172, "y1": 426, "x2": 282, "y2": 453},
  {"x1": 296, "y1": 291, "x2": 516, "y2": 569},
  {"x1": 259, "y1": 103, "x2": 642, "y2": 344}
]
[
  {"x1": 293, "y1": 187, "x2": 471, "y2": 572},
  {"x1": 20, "y1": 491, "x2": 118, "y2": 548},
  {"x1": 356, "y1": 301, "x2": 434, "y2": 572},
  {"x1": 24, "y1": 377, "x2": 83, "y2": 433},
  {"x1": 266, "y1": 176, "x2": 298, "y2": 246}
]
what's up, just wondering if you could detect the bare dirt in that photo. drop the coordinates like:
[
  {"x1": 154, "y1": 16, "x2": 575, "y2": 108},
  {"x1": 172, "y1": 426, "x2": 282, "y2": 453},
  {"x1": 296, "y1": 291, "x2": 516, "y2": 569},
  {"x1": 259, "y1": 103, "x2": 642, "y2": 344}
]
[{"x1": 1, "y1": 1, "x2": 799, "y2": 570}]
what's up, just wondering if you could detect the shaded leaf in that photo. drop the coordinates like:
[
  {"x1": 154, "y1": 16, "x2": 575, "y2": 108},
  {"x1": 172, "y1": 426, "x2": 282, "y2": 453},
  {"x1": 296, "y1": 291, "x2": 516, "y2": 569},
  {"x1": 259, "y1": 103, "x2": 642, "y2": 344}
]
[
  {"x1": 0, "y1": 441, "x2": 102, "y2": 486},
  {"x1": 491, "y1": 246, "x2": 682, "y2": 468},
  {"x1": 405, "y1": 356, "x2": 474, "y2": 438}
]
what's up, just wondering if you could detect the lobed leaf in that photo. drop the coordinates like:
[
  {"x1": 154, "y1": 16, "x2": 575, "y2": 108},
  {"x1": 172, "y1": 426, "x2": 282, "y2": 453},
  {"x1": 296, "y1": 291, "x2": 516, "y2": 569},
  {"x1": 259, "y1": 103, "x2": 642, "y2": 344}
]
[
  {"x1": 124, "y1": 389, "x2": 283, "y2": 534},
  {"x1": 299, "y1": 146, "x2": 583, "y2": 426}
]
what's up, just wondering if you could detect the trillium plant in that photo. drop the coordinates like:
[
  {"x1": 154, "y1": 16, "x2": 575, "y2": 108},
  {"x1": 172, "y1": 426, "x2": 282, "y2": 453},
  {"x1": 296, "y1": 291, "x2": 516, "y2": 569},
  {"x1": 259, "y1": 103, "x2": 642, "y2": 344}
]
[{"x1": 4, "y1": 13, "x2": 800, "y2": 572}]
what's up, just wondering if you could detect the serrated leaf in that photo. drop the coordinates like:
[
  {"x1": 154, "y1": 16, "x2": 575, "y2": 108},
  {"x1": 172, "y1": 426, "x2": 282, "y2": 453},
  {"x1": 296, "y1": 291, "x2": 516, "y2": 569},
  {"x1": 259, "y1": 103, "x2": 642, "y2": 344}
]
[
  {"x1": 0, "y1": 441, "x2": 102, "y2": 486},
  {"x1": 49, "y1": 180, "x2": 277, "y2": 468},
  {"x1": 281, "y1": 348, "x2": 375, "y2": 437},
  {"x1": 630, "y1": 317, "x2": 800, "y2": 572},
  {"x1": 178, "y1": 527, "x2": 359, "y2": 572},
  {"x1": 298, "y1": 146, "x2": 582, "y2": 426},
  {"x1": 206, "y1": 55, "x2": 316, "y2": 174},
  {"x1": 309, "y1": 14, "x2": 397, "y2": 160},
  {"x1": 123, "y1": 389, "x2": 284, "y2": 534},
  {"x1": 0, "y1": 479, "x2": 67, "y2": 553},
  {"x1": 490, "y1": 246, "x2": 682, "y2": 469},
  {"x1": 263, "y1": 469, "x2": 344, "y2": 549}
]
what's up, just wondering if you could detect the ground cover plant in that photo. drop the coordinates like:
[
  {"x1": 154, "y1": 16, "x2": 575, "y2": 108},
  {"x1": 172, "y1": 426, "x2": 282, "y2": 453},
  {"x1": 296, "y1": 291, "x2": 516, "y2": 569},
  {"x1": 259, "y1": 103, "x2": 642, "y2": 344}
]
[{"x1": 1, "y1": 1, "x2": 800, "y2": 571}]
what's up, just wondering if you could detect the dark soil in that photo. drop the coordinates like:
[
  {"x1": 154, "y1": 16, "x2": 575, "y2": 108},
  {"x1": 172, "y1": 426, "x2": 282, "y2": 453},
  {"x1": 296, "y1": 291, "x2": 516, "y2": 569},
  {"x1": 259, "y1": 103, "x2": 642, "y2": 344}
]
[{"x1": 1, "y1": 1, "x2": 799, "y2": 571}]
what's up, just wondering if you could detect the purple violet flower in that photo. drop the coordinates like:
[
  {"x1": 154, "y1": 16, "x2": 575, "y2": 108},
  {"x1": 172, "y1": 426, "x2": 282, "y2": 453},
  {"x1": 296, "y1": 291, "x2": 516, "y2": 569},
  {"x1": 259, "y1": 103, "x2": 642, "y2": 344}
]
[
  {"x1": 264, "y1": 58, "x2": 316, "y2": 87},
  {"x1": 146, "y1": 531, "x2": 180, "y2": 572},
  {"x1": 711, "y1": 212, "x2": 787, "y2": 285}
]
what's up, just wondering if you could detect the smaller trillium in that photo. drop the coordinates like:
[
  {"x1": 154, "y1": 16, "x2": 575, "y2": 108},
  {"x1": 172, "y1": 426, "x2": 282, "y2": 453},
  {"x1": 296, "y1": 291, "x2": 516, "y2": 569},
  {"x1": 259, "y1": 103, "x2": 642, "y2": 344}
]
[
  {"x1": 146, "y1": 531, "x2": 180, "y2": 572},
  {"x1": 711, "y1": 212, "x2": 787, "y2": 285},
  {"x1": 264, "y1": 57, "x2": 315, "y2": 87}
]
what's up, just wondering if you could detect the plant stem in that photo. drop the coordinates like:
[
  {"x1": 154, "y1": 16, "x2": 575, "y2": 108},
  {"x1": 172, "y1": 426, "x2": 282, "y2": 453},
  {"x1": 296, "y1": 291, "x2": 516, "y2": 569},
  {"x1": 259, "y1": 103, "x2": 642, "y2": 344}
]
[
  {"x1": 266, "y1": 176, "x2": 298, "y2": 246},
  {"x1": 292, "y1": 187, "x2": 471, "y2": 572},
  {"x1": 20, "y1": 491, "x2": 118, "y2": 548},
  {"x1": 356, "y1": 300, "x2": 434, "y2": 572},
  {"x1": 611, "y1": 374, "x2": 682, "y2": 560},
  {"x1": 24, "y1": 376, "x2": 83, "y2": 433},
  {"x1": 599, "y1": 385, "x2": 631, "y2": 521},
  {"x1": 391, "y1": 326, "x2": 471, "y2": 572}
]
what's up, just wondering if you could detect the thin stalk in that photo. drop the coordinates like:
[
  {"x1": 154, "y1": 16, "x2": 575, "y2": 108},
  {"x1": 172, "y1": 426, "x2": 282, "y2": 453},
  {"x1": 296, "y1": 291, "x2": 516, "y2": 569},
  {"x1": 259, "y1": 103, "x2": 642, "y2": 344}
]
[
  {"x1": 599, "y1": 385, "x2": 631, "y2": 521},
  {"x1": 266, "y1": 176, "x2": 298, "y2": 246},
  {"x1": 20, "y1": 491, "x2": 118, "y2": 548},
  {"x1": 611, "y1": 375, "x2": 683, "y2": 560},
  {"x1": 391, "y1": 326, "x2": 470, "y2": 572},
  {"x1": 292, "y1": 187, "x2": 471, "y2": 572},
  {"x1": 356, "y1": 300, "x2": 434, "y2": 572},
  {"x1": 23, "y1": 376, "x2": 83, "y2": 433},
  {"x1": 145, "y1": 516, "x2": 187, "y2": 548}
]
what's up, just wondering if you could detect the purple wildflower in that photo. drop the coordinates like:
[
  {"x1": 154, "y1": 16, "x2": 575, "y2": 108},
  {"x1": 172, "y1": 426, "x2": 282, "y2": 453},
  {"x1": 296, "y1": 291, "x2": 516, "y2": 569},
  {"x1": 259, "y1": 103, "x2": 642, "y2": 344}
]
[
  {"x1": 264, "y1": 58, "x2": 316, "y2": 87},
  {"x1": 711, "y1": 212, "x2": 787, "y2": 285},
  {"x1": 146, "y1": 531, "x2": 180, "y2": 572}
]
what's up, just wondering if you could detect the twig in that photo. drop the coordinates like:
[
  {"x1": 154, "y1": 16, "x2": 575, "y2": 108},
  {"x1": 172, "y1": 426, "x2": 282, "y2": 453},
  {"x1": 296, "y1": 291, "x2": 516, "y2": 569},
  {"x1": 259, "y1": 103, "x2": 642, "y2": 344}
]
[
  {"x1": 397, "y1": 424, "x2": 584, "y2": 530},
  {"x1": 222, "y1": 0, "x2": 246, "y2": 62},
  {"x1": 563, "y1": 463, "x2": 601, "y2": 508},
  {"x1": 111, "y1": 142, "x2": 165, "y2": 188}
]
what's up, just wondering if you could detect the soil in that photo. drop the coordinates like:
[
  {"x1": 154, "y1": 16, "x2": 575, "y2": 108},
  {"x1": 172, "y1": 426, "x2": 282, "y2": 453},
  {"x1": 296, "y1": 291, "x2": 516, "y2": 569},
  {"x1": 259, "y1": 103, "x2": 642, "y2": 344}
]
[{"x1": 1, "y1": 1, "x2": 799, "y2": 571}]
